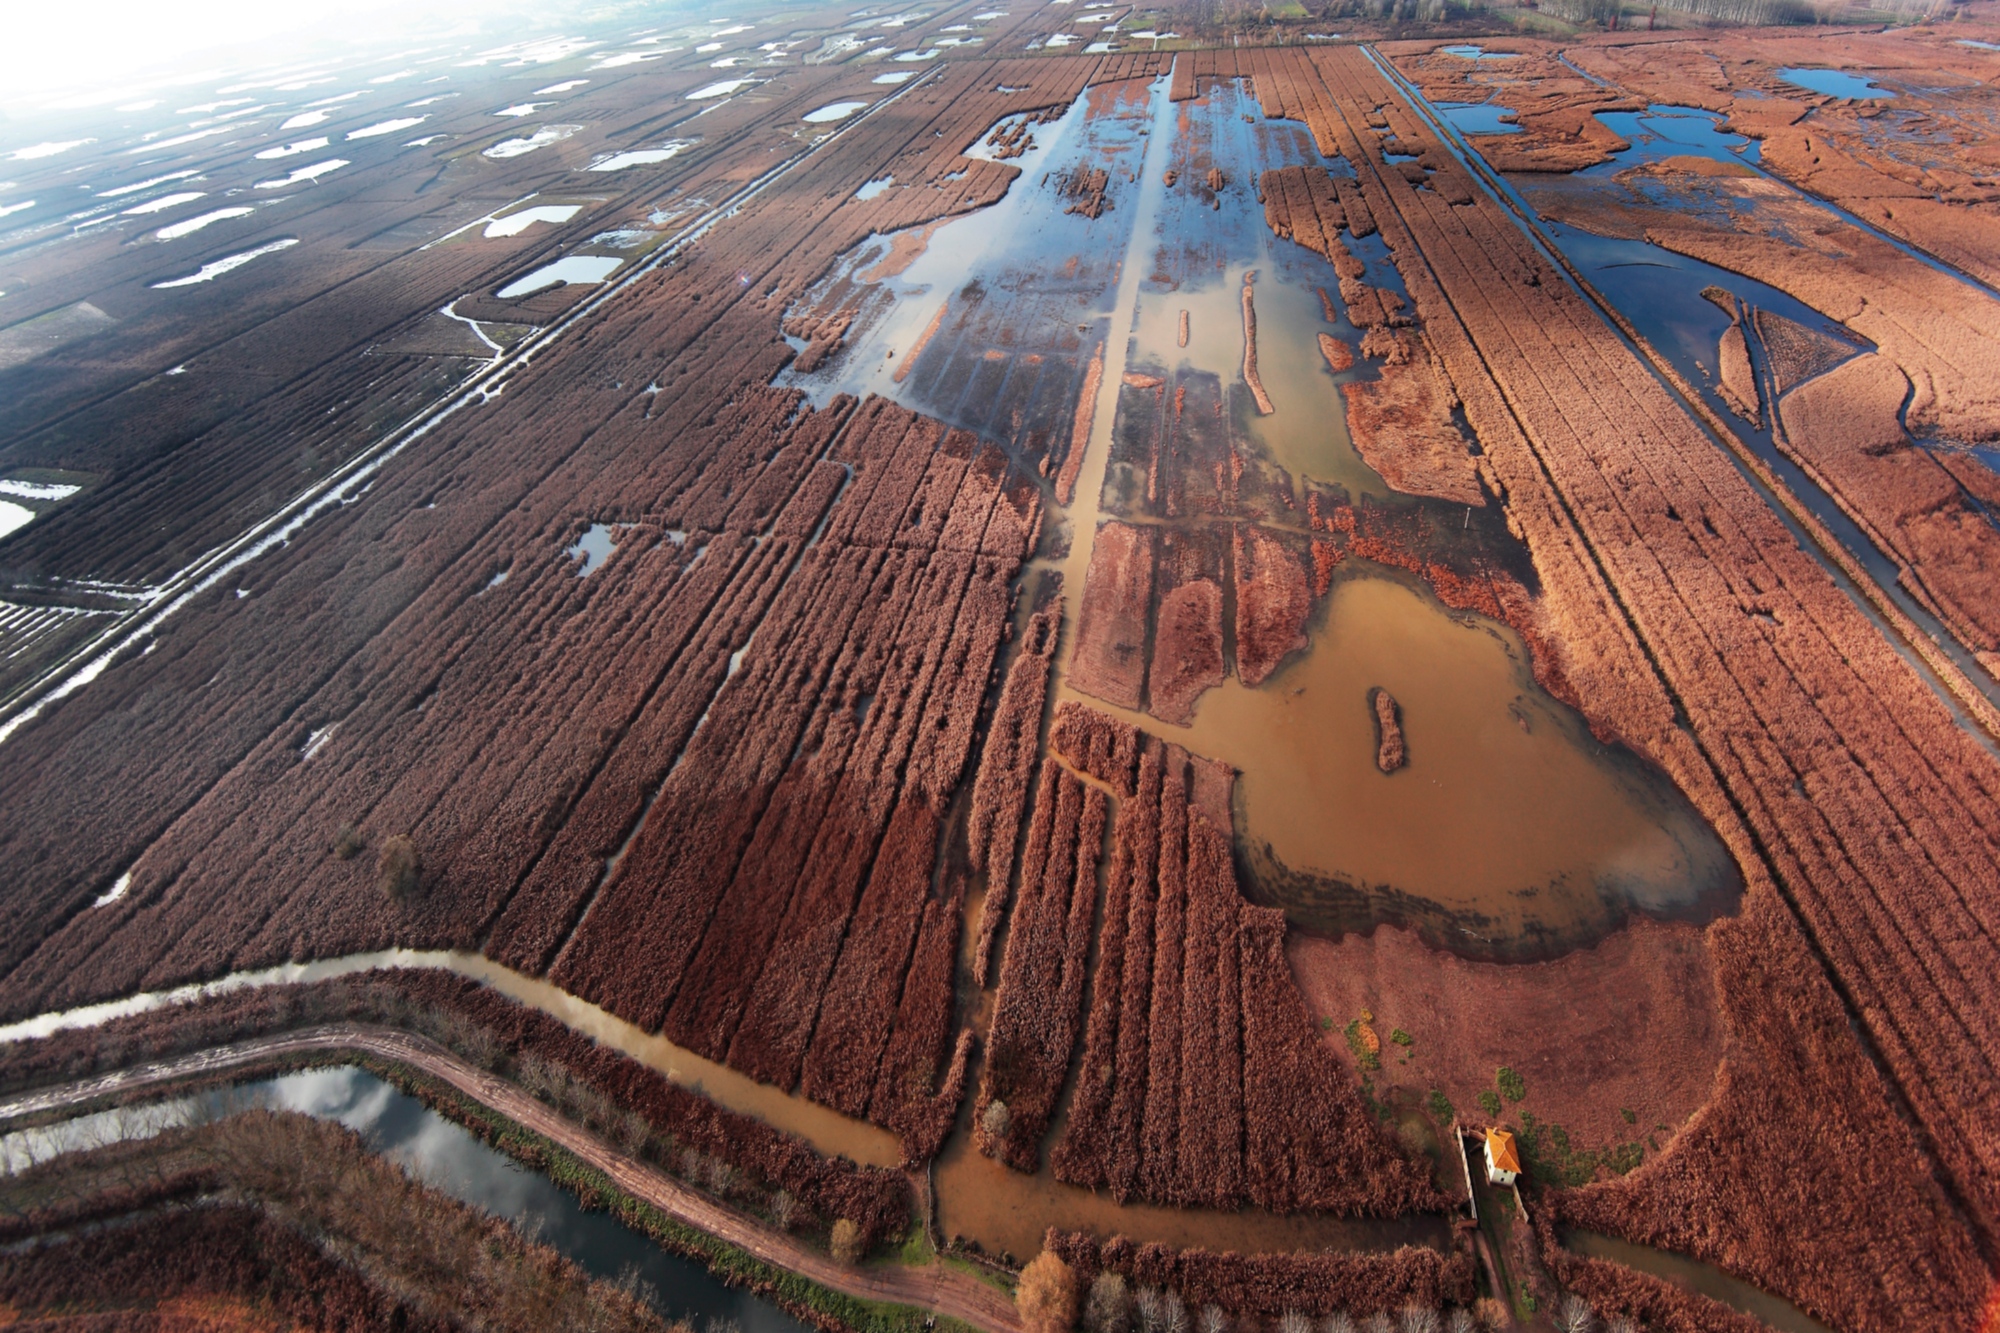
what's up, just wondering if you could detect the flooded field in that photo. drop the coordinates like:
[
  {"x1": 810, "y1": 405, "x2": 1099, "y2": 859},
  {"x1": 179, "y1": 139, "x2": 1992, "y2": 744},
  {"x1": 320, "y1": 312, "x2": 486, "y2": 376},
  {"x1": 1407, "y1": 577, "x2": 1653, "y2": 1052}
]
[
  {"x1": 1393, "y1": 69, "x2": 2000, "y2": 716},
  {"x1": 1033, "y1": 76, "x2": 1738, "y2": 957},
  {"x1": 1080, "y1": 573, "x2": 1736, "y2": 952}
]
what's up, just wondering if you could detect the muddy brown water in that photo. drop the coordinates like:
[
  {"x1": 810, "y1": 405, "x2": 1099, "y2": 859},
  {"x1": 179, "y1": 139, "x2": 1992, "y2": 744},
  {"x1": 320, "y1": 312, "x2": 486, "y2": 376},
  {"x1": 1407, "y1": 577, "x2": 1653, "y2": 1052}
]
[
  {"x1": 1074, "y1": 573, "x2": 1737, "y2": 953},
  {"x1": 1566, "y1": 1230, "x2": 1837, "y2": 1333}
]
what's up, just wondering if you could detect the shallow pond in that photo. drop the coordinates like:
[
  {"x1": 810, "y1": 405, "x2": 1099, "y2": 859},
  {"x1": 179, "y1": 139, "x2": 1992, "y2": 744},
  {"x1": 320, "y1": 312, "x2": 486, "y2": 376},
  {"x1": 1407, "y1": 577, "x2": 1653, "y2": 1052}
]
[
  {"x1": 1436, "y1": 101, "x2": 1519, "y2": 136},
  {"x1": 498, "y1": 254, "x2": 622, "y2": 298},
  {"x1": 775, "y1": 75, "x2": 1155, "y2": 459},
  {"x1": 1776, "y1": 67, "x2": 1896, "y2": 100},
  {"x1": 1122, "y1": 78, "x2": 1393, "y2": 501},
  {"x1": 1582, "y1": 104, "x2": 1761, "y2": 173},
  {"x1": 1075, "y1": 571, "x2": 1738, "y2": 952}
]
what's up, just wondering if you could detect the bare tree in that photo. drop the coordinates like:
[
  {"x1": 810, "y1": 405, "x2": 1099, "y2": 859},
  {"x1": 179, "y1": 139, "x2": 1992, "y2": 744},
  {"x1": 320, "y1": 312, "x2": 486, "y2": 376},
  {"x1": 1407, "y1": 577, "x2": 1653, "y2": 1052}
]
[
  {"x1": 1085, "y1": 1271, "x2": 1133, "y2": 1333},
  {"x1": 1447, "y1": 1310, "x2": 1478, "y2": 1333},
  {"x1": 1198, "y1": 1305, "x2": 1228, "y2": 1333},
  {"x1": 1555, "y1": 1295, "x2": 1595, "y2": 1333},
  {"x1": 1137, "y1": 1287, "x2": 1166, "y2": 1333},
  {"x1": 1278, "y1": 1311, "x2": 1314, "y2": 1333},
  {"x1": 1321, "y1": 1314, "x2": 1359, "y2": 1333},
  {"x1": 1402, "y1": 1308, "x2": 1442, "y2": 1333},
  {"x1": 1163, "y1": 1292, "x2": 1189, "y2": 1333},
  {"x1": 830, "y1": 1218, "x2": 865, "y2": 1265}
]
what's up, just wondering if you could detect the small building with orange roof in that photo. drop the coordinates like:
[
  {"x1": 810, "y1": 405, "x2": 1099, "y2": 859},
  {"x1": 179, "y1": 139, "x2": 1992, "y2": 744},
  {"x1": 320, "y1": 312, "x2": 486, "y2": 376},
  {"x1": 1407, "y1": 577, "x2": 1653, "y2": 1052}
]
[{"x1": 1484, "y1": 1127, "x2": 1520, "y2": 1187}]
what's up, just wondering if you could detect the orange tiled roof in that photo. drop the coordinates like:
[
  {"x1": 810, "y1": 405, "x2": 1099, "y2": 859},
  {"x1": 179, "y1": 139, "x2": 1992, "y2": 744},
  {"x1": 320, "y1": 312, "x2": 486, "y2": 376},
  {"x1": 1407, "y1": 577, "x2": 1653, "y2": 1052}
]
[{"x1": 1486, "y1": 1128, "x2": 1521, "y2": 1174}]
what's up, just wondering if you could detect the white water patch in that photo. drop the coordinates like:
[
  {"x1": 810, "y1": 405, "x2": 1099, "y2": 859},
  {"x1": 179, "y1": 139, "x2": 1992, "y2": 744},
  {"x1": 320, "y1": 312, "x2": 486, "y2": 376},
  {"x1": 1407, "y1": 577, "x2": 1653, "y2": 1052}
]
[
  {"x1": 189, "y1": 105, "x2": 269, "y2": 128},
  {"x1": 405, "y1": 95, "x2": 457, "y2": 107},
  {"x1": 496, "y1": 254, "x2": 621, "y2": 298},
  {"x1": 893, "y1": 48, "x2": 941, "y2": 60},
  {"x1": 151, "y1": 238, "x2": 298, "y2": 288},
  {"x1": 856, "y1": 175, "x2": 894, "y2": 200},
  {"x1": 566, "y1": 522, "x2": 616, "y2": 575},
  {"x1": 10, "y1": 140, "x2": 91, "y2": 161},
  {"x1": 91, "y1": 873, "x2": 132, "y2": 908},
  {"x1": 460, "y1": 34, "x2": 600, "y2": 67},
  {"x1": 2, "y1": 1097, "x2": 196, "y2": 1172},
  {"x1": 122, "y1": 191, "x2": 205, "y2": 215},
  {"x1": 535, "y1": 79, "x2": 589, "y2": 94},
  {"x1": 872, "y1": 71, "x2": 917, "y2": 84},
  {"x1": 406, "y1": 136, "x2": 445, "y2": 147},
  {"x1": 493, "y1": 102, "x2": 551, "y2": 117},
  {"x1": 686, "y1": 77, "x2": 754, "y2": 99},
  {"x1": 0, "y1": 502, "x2": 32, "y2": 539},
  {"x1": 300, "y1": 723, "x2": 337, "y2": 760},
  {"x1": 803, "y1": 100, "x2": 868, "y2": 123},
  {"x1": 178, "y1": 98, "x2": 250, "y2": 114},
  {"x1": 441, "y1": 301, "x2": 506, "y2": 361},
  {"x1": 280, "y1": 109, "x2": 330, "y2": 130},
  {"x1": 0, "y1": 953, "x2": 439, "y2": 1043},
  {"x1": 586, "y1": 140, "x2": 694, "y2": 171},
  {"x1": 0, "y1": 201, "x2": 33, "y2": 219},
  {"x1": 156, "y1": 207, "x2": 254, "y2": 239},
  {"x1": 593, "y1": 51, "x2": 661, "y2": 68},
  {"x1": 0, "y1": 480, "x2": 81, "y2": 501},
  {"x1": 306, "y1": 90, "x2": 365, "y2": 107},
  {"x1": 98, "y1": 170, "x2": 199, "y2": 198},
  {"x1": 483, "y1": 125, "x2": 578, "y2": 158},
  {"x1": 347, "y1": 117, "x2": 425, "y2": 140},
  {"x1": 254, "y1": 159, "x2": 348, "y2": 189},
  {"x1": 133, "y1": 127, "x2": 233, "y2": 153},
  {"x1": 696, "y1": 41, "x2": 725, "y2": 52},
  {"x1": 709, "y1": 56, "x2": 746, "y2": 68},
  {"x1": 483, "y1": 204, "x2": 580, "y2": 237},
  {"x1": 256, "y1": 137, "x2": 329, "y2": 159},
  {"x1": 1084, "y1": 41, "x2": 1117, "y2": 52},
  {"x1": 587, "y1": 229, "x2": 652, "y2": 249}
]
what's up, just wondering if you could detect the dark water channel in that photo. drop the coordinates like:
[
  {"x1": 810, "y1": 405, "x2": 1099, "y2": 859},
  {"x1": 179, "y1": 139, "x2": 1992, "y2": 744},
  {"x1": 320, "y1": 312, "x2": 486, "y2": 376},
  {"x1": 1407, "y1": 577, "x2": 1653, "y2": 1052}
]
[{"x1": 8, "y1": 1066, "x2": 808, "y2": 1333}]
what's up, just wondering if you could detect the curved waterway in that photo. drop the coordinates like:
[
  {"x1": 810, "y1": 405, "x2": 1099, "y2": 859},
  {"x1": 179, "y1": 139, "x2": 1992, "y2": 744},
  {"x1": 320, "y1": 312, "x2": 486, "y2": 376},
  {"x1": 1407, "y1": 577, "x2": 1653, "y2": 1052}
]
[
  {"x1": 1565, "y1": 1231, "x2": 1836, "y2": 1333},
  {"x1": 0, "y1": 947, "x2": 1447, "y2": 1262},
  {"x1": 2, "y1": 1065, "x2": 808, "y2": 1333}
]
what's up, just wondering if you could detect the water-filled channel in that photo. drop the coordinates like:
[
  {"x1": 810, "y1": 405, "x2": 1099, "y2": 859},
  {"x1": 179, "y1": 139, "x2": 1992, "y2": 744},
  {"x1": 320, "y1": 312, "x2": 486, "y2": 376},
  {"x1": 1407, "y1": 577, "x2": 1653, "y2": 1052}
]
[{"x1": 5, "y1": 1065, "x2": 808, "y2": 1333}]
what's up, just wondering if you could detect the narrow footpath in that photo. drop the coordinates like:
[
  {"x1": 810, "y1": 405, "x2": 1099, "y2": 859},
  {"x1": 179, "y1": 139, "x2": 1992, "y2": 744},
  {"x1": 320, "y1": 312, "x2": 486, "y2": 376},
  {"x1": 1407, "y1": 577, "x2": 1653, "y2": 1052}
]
[{"x1": 0, "y1": 1023, "x2": 1023, "y2": 1333}]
